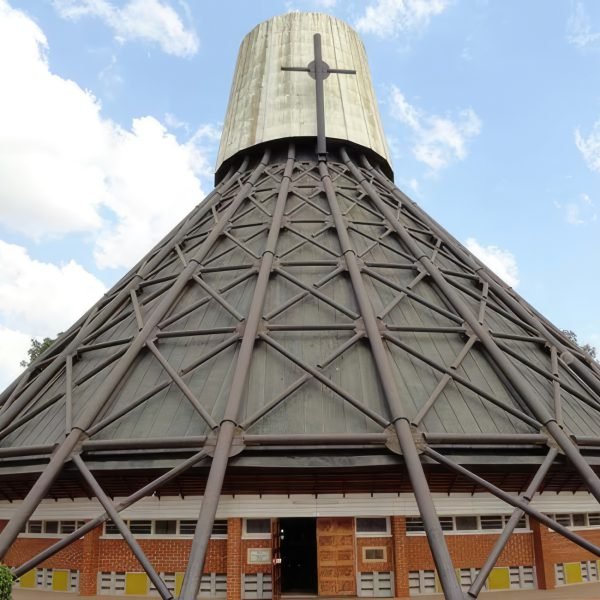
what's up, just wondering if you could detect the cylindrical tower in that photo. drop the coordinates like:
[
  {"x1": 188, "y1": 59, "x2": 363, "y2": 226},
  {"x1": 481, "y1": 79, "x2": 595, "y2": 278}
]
[{"x1": 215, "y1": 12, "x2": 391, "y2": 180}]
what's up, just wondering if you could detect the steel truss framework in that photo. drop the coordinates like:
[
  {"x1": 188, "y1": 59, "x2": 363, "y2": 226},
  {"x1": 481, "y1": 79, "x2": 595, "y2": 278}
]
[{"x1": 1, "y1": 142, "x2": 600, "y2": 600}]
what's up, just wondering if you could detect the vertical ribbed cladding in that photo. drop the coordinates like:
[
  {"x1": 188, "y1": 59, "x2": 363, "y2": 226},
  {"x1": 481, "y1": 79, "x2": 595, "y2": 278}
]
[{"x1": 215, "y1": 12, "x2": 392, "y2": 182}]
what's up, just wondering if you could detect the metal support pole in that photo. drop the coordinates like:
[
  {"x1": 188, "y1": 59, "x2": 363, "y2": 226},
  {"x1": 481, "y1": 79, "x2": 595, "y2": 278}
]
[
  {"x1": 244, "y1": 433, "x2": 387, "y2": 445},
  {"x1": 0, "y1": 152, "x2": 269, "y2": 560},
  {"x1": 14, "y1": 450, "x2": 207, "y2": 576},
  {"x1": 179, "y1": 146, "x2": 295, "y2": 600},
  {"x1": 467, "y1": 448, "x2": 558, "y2": 597},
  {"x1": 317, "y1": 160, "x2": 464, "y2": 599},
  {"x1": 0, "y1": 164, "x2": 243, "y2": 430},
  {"x1": 423, "y1": 446, "x2": 600, "y2": 555},
  {"x1": 423, "y1": 433, "x2": 547, "y2": 445},
  {"x1": 178, "y1": 422, "x2": 235, "y2": 600},
  {"x1": 341, "y1": 148, "x2": 600, "y2": 504},
  {"x1": 362, "y1": 155, "x2": 600, "y2": 398},
  {"x1": 73, "y1": 455, "x2": 173, "y2": 600}
]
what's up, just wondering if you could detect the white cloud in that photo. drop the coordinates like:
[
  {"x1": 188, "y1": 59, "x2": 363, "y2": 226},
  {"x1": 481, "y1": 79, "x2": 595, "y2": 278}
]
[
  {"x1": 575, "y1": 120, "x2": 600, "y2": 172},
  {"x1": 0, "y1": 240, "x2": 107, "y2": 387},
  {"x1": 94, "y1": 119, "x2": 219, "y2": 269},
  {"x1": 0, "y1": 240, "x2": 106, "y2": 336},
  {"x1": 356, "y1": 0, "x2": 448, "y2": 38},
  {"x1": 315, "y1": 0, "x2": 337, "y2": 7},
  {"x1": 0, "y1": 325, "x2": 31, "y2": 389},
  {"x1": 53, "y1": 0, "x2": 199, "y2": 57},
  {"x1": 0, "y1": 1, "x2": 109, "y2": 238},
  {"x1": 567, "y1": 1, "x2": 600, "y2": 50},
  {"x1": 0, "y1": 0, "x2": 217, "y2": 268},
  {"x1": 465, "y1": 238, "x2": 520, "y2": 288},
  {"x1": 389, "y1": 86, "x2": 481, "y2": 172}
]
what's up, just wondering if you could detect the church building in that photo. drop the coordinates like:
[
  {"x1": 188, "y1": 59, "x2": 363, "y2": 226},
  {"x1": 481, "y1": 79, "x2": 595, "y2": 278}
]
[{"x1": 1, "y1": 12, "x2": 600, "y2": 600}]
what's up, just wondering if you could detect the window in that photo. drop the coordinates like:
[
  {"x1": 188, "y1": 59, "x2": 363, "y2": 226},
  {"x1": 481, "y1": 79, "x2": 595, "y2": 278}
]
[
  {"x1": 554, "y1": 514, "x2": 572, "y2": 527},
  {"x1": 212, "y1": 520, "x2": 228, "y2": 537},
  {"x1": 455, "y1": 516, "x2": 478, "y2": 531},
  {"x1": 102, "y1": 518, "x2": 227, "y2": 538},
  {"x1": 43, "y1": 522, "x2": 58, "y2": 534},
  {"x1": 405, "y1": 514, "x2": 529, "y2": 535},
  {"x1": 179, "y1": 521, "x2": 196, "y2": 535},
  {"x1": 27, "y1": 521, "x2": 43, "y2": 534},
  {"x1": 105, "y1": 521, "x2": 120, "y2": 535},
  {"x1": 129, "y1": 521, "x2": 152, "y2": 535},
  {"x1": 589, "y1": 513, "x2": 600, "y2": 526},
  {"x1": 363, "y1": 547, "x2": 387, "y2": 562},
  {"x1": 573, "y1": 514, "x2": 587, "y2": 527},
  {"x1": 543, "y1": 512, "x2": 600, "y2": 530},
  {"x1": 154, "y1": 520, "x2": 177, "y2": 535},
  {"x1": 480, "y1": 515, "x2": 503, "y2": 530},
  {"x1": 59, "y1": 521, "x2": 76, "y2": 534},
  {"x1": 406, "y1": 517, "x2": 424, "y2": 533},
  {"x1": 356, "y1": 518, "x2": 390, "y2": 536},
  {"x1": 244, "y1": 519, "x2": 271, "y2": 538}
]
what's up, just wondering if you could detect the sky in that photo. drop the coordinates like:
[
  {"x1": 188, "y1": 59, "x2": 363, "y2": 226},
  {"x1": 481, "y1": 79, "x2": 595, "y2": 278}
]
[{"x1": 0, "y1": 0, "x2": 599, "y2": 388}]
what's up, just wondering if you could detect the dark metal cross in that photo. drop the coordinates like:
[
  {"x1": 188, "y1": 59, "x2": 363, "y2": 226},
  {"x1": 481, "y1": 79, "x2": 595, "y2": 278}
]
[{"x1": 282, "y1": 33, "x2": 356, "y2": 161}]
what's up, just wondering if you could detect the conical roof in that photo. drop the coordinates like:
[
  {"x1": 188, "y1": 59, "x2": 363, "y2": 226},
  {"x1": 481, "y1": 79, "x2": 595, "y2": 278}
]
[{"x1": 1, "y1": 142, "x2": 599, "y2": 479}]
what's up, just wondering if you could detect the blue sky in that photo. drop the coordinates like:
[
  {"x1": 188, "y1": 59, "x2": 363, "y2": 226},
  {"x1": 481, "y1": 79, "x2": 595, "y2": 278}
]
[{"x1": 0, "y1": 0, "x2": 599, "y2": 387}]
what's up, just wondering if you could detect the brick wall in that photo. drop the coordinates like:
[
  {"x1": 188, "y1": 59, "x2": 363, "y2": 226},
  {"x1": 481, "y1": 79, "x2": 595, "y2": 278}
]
[
  {"x1": 406, "y1": 531, "x2": 534, "y2": 570},
  {"x1": 96, "y1": 538, "x2": 226, "y2": 573},
  {"x1": 80, "y1": 525, "x2": 102, "y2": 596},
  {"x1": 3, "y1": 537, "x2": 83, "y2": 570},
  {"x1": 391, "y1": 516, "x2": 409, "y2": 598},
  {"x1": 226, "y1": 518, "x2": 242, "y2": 600},
  {"x1": 532, "y1": 522, "x2": 600, "y2": 589}
]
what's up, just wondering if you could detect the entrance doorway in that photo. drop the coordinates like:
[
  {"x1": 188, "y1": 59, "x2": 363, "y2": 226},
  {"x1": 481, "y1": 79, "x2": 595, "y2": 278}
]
[{"x1": 280, "y1": 517, "x2": 318, "y2": 594}]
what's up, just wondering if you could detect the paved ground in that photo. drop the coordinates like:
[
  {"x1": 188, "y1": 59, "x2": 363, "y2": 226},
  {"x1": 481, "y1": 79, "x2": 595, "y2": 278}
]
[
  {"x1": 417, "y1": 582, "x2": 600, "y2": 599},
  {"x1": 12, "y1": 584, "x2": 600, "y2": 600}
]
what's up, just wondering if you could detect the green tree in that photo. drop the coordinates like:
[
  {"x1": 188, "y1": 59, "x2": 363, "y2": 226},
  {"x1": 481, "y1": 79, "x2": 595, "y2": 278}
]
[
  {"x1": 19, "y1": 336, "x2": 56, "y2": 368},
  {"x1": 0, "y1": 564, "x2": 14, "y2": 600},
  {"x1": 561, "y1": 329, "x2": 597, "y2": 361}
]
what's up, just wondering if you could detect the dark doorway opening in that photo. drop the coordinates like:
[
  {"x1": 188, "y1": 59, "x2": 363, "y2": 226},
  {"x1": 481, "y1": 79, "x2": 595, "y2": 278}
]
[{"x1": 280, "y1": 517, "x2": 318, "y2": 594}]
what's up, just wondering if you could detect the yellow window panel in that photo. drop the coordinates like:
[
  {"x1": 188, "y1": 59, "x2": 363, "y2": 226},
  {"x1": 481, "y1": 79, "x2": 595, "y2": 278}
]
[
  {"x1": 125, "y1": 572, "x2": 149, "y2": 595},
  {"x1": 565, "y1": 562, "x2": 583, "y2": 585},
  {"x1": 52, "y1": 570, "x2": 69, "y2": 592},
  {"x1": 175, "y1": 573, "x2": 185, "y2": 597},
  {"x1": 18, "y1": 569, "x2": 36, "y2": 589},
  {"x1": 487, "y1": 567, "x2": 510, "y2": 590}
]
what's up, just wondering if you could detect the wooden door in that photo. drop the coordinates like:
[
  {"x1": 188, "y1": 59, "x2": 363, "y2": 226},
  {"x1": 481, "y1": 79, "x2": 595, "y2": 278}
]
[
  {"x1": 271, "y1": 518, "x2": 281, "y2": 600},
  {"x1": 317, "y1": 517, "x2": 356, "y2": 596}
]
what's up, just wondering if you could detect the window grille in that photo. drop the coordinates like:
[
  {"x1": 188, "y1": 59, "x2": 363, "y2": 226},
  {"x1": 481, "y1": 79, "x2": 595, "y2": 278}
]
[
  {"x1": 358, "y1": 571, "x2": 393, "y2": 597},
  {"x1": 243, "y1": 573, "x2": 271, "y2": 599}
]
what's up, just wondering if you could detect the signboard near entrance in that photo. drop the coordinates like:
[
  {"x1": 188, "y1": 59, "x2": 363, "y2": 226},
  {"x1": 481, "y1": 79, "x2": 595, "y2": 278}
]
[{"x1": 248, "y1": 548, "x2": 272, "y2": 564}]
